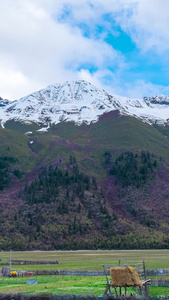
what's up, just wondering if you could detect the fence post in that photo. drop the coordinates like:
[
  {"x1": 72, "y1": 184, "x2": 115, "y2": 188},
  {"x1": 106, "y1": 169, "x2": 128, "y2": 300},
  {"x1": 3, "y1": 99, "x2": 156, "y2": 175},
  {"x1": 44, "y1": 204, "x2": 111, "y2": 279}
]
[{"x1": 143, "y1": 261, "x2": 150, "y2": 298}]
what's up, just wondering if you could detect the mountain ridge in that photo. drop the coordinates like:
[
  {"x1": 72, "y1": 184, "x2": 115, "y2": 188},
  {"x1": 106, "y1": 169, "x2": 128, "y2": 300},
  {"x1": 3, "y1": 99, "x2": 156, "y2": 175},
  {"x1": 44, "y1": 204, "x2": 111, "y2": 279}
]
[{"x1": 1, "y1": 80, "x2": 169, "y2": 128}]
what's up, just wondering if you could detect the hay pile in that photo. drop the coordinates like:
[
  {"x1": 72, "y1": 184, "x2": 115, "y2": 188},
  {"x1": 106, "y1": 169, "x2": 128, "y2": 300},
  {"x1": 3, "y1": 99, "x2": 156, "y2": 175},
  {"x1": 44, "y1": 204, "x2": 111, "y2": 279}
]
[{"x1": 110, "y1": 266, "x2": 142, "y2": 287}]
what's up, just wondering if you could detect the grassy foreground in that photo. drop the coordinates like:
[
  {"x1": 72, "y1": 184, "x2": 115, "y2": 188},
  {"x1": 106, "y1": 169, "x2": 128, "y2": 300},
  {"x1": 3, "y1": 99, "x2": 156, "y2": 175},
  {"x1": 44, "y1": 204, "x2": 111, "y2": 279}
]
[
  {"x1": 0, "y1": 250, "x2": 169, "y2": 296},
  {"x1": 0, "y1": 276, "x2": 105, "y2": 295},
  {"x1": 0, "y1": 275, "x2": 168, "y2": 297}
]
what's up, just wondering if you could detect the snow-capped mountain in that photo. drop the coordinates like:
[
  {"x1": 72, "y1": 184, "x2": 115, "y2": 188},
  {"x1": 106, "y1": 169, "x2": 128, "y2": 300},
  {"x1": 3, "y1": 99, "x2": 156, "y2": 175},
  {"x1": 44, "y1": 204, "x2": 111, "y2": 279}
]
[{"x1": 1, "y1": 80, "x2": 169, "y2": 128}]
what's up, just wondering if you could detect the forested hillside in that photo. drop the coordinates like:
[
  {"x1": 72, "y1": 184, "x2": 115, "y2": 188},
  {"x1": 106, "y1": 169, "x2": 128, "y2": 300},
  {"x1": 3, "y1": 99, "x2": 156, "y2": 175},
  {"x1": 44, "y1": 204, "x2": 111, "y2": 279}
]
[{"x1": 0, "y1": 113, "x2": 169, "y2": 249}]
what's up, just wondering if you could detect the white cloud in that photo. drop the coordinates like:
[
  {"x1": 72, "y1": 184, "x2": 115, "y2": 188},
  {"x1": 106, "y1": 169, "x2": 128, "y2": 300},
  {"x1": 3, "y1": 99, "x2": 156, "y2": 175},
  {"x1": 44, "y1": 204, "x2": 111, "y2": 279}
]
[
  {"x1": 0, "y1": 0, "x2": 123, "y2": 100},
  {"x1": 0, "y1": 66, "x2": 28, "y2": 100},
  {"x1": 113, "y1": 0, "x2": 169, "y2": 53},
  {"x1": 110, "y1": 80, "x2": 169, "y2": 99},
  {"x1": 125, "y1": 80, "x2": 167, "y2": 98},
  {"x1": 55, "y1": 0, "x2": 169, "y2": 53},
  {"x1": 0, "y1": 0, "x2": 169, "y2": 100},
  {"x1": 78, "y1": 68, "x2": 115, "y2": 92}
]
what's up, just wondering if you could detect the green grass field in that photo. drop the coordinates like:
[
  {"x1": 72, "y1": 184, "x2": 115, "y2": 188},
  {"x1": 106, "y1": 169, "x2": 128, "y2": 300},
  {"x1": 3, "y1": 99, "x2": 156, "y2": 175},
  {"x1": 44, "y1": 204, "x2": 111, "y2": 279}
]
[
  {"x1": 1, "y1": 249, "x2": 169, "y2": 271},
  {"x1": 0, "y1": 276, "x2": 106, "y2": 295},
  {"x1": 0, "y1": 250, "x2": 168, "y2": 296},
  {"x1": 0, "y1": 275, "x2": 168, "y2": 297}
]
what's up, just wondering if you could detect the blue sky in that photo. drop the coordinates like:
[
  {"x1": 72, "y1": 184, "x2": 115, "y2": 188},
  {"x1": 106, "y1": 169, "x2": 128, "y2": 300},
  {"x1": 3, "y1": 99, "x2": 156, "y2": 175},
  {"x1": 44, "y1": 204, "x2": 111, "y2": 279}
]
[{"x1": 0, "y1": 0, "x2": 169, "y2": 99}]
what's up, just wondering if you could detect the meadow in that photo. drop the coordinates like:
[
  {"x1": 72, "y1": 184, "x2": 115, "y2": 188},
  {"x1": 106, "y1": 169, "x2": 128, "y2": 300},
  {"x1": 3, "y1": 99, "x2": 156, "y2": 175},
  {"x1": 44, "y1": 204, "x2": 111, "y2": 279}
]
[
  {"x1": 0, "y1": 250, "x2": 169, "y2": 296},
  {"x1": 1, "y1": 249, "x2": 169, "y2": 270},
  {"x1": 0, "y1": 275, "x2": 168, "y2": 297}
]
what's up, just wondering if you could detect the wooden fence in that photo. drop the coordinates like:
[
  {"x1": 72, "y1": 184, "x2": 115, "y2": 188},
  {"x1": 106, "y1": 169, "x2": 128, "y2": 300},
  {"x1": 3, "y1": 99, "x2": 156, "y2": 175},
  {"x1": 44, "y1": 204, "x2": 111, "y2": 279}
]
[
  {"x1": 32, "y1": 270, "x2": 169, "y2": 287},
  {"x1": 34, "y1": 269, "x2": 169, "y2": 277},
  {"x1": 0, "y1": 260, "x2": 59, "y2": 265},
  {"x1": 146, "y1": 269, "x2": 169, "y2": 276},
  {"x1": 151, "y1": 279, "x2": 169, "y2": 287},
  {"x1": 34, "y1": 270, "x2": 105, "y2": 276}
]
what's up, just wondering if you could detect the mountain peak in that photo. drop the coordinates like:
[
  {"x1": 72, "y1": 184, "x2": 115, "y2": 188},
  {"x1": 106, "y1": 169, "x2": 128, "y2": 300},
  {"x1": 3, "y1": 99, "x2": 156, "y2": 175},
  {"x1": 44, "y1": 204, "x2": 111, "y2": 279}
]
[{"x1": 0, "y1": 80, "x2": 169, "y2": 128}]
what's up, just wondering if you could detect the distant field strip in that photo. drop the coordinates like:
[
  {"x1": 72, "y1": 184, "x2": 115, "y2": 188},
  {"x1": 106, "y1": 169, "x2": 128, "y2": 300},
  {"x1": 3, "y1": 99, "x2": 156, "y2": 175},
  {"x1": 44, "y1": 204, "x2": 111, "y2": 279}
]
[{"x1": 0, "y1": 250, "x2": 169, "y2": 270}]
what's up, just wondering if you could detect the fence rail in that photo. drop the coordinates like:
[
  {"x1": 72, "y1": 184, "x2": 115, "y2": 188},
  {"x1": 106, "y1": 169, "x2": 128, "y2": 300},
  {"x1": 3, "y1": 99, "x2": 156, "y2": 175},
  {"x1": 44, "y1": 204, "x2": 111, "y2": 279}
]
[
  {"x1": 34, "y1": 270, "x2": 105, "y2": 276},
  {"x1": 0, "y1": 268, "x2": 169, "y2": 277},
  {"x1": 146, "y1": 269, "x2": 169, "y2": 276},
  {"x1": 151, "y1": 280, "x2": 169, "y2": 287},
  {"x1": 33, "y1": 269, "x2": 169, "y2": 278},
  {"x1": 0, "y1": 260, "x2": 59, "y2": 265}
]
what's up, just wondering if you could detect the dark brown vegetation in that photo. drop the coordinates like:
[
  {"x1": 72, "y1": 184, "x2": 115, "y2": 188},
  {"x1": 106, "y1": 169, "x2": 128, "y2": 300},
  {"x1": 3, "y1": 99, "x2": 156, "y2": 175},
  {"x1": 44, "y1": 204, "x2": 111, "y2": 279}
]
[
  {"x1": 0, "y1": 294, "x2": 99, "y2": 300},
  {"x1": 0, "y1": 150, "x2": 168, "y2": 250},
  {"x1": 0, "y1": 294, "x2": 166, "y2": 300}
]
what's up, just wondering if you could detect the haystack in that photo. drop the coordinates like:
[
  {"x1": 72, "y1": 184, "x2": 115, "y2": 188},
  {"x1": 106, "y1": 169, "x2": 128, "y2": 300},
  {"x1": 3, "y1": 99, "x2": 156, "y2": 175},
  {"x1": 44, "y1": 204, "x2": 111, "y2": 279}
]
[{"x1": 110, "y1": 266, "x2": 142, "y2": 287}]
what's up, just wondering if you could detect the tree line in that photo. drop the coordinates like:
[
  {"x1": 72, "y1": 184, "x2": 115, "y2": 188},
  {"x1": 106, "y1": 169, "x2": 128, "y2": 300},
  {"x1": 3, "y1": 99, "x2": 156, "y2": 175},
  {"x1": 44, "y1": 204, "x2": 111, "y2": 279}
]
[{"x1": 104, "y1": 150, "x2": 158, "y2": 188}]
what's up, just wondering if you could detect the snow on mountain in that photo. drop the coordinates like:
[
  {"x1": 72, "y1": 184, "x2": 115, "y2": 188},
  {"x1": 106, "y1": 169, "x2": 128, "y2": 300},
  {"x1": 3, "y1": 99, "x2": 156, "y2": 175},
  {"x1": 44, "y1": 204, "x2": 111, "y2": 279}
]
[
  {"x1": 0, "y1": 80, "x2": 169, "y2": 128},
  {"x1": 0, "y1": 97, "x2": 11, "y2": 107}
]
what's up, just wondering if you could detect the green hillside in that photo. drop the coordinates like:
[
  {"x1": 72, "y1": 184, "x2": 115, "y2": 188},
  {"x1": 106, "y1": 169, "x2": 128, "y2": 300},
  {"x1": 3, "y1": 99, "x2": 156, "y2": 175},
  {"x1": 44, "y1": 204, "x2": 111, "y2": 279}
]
[
  {"x1": 72, "y1": 113, "x2": 169, "y2": 158},
  {"x1": 1, "y1": 113, "x2": 169, "y2": 250},
  {"x1": 0, "y1": 127, "x2": 37, "y2": 170}
]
